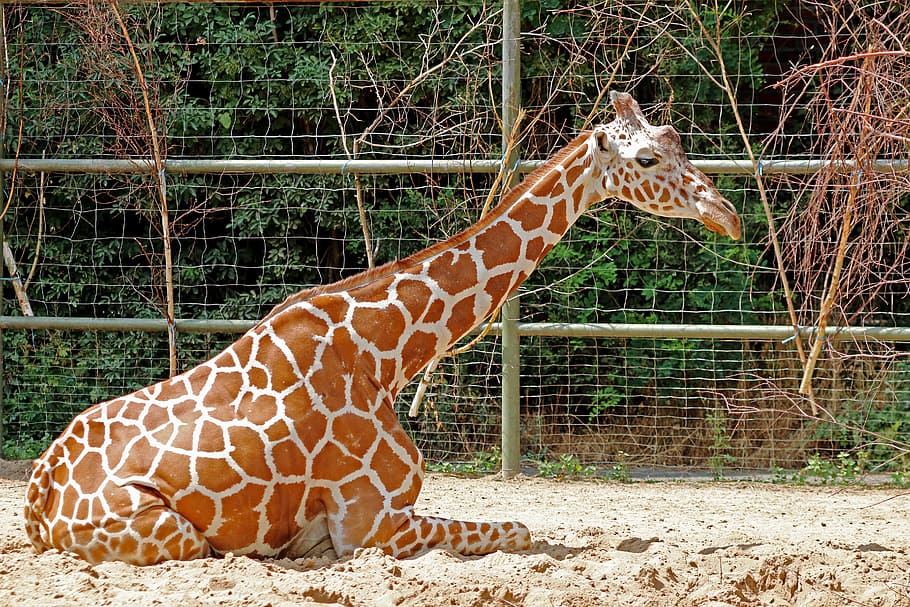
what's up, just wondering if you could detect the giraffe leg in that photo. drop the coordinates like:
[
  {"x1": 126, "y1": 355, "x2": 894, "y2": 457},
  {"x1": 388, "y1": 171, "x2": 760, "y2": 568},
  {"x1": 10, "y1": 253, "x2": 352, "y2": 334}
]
[
  {"x1": 68, "y1": 507, "x2": 211, "y2": 565},
  {"x1": 316, "y1": 449, "x2": 531, "y2": 557},
  {"x1": 26, "y1": 466, "x2": 211, "y2": 565},
  {"x1": 71, "y1": 494, "x2": 212, "y2": 565},
  {"x1": 316, "y1": 392, "x2": 531, "y2": 559},
  {"x1": 385, "y1": 510, "x2": 532, "y2": 558},
  {"x1": 323, "y1": 495, "x2": 531, "y2": 559}
]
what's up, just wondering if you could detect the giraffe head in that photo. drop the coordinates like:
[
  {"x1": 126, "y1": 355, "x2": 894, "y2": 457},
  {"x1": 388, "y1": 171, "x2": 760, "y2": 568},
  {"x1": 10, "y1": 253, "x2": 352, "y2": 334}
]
[{"x1": 586, "y1": 91, "x2": 741, "y2": 240}]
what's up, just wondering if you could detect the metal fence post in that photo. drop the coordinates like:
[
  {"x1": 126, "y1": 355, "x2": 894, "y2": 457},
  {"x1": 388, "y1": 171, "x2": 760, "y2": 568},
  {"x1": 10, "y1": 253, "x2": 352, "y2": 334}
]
[
  {"x1": 0, "y1": 8, "x2": 7, "y2": 456},
  {"x1": 0, "y1": 212, "x2": 5, "y2": 455},
  {"x1": 500, "y1": 0, "x2": 521, "y2": 478}
]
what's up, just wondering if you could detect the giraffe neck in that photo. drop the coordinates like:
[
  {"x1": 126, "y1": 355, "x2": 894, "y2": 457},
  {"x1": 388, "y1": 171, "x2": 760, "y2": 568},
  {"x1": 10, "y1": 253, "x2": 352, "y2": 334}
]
[
  {"x1": 261, "y1": 133, "x2": 599, "y2": 397},
  {"x1": 408, "y1": 133, "x2": 597, "y2": 342}
]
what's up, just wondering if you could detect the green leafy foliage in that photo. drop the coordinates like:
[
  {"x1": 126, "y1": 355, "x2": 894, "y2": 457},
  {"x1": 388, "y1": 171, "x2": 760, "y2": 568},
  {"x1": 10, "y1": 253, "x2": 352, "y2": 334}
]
[
  {"x1": 426, "y1": 448, "x2": 502, "y2": 476},
  {"x1": 796, "y1": 452, "x2": 866, "y2": 486},
  {"x1": 530, "y1": 452, "x2": 597, "y2": 479}
]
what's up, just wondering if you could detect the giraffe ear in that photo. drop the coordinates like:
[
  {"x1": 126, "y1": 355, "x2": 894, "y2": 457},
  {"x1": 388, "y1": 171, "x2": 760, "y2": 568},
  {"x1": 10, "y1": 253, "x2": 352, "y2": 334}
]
[
  {"x1": 594, "y1": 130, "x2": 617, "y2": 158},
  {"x1": 610, "y1": 91, "x2": 647, "y2": 130}
]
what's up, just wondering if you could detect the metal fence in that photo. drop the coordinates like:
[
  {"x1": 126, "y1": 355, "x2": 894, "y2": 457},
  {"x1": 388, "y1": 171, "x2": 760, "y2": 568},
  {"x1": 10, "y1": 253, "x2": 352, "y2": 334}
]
[{"x1": 0, "y1": 1, "x2": 908, "y2": 479}]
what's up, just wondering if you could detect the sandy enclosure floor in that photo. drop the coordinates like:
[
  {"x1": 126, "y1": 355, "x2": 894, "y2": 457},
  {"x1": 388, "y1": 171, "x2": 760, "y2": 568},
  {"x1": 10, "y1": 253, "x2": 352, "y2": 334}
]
[{"x1": 1, "y1": 459, "x2": 909, "y2": 607}]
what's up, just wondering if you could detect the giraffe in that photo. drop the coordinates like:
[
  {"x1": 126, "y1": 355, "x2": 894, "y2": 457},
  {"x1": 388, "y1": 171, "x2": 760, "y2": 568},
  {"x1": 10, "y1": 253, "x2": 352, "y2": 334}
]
[{"x1": 23, "y1": 92, "x2": 740, "y2": 566}]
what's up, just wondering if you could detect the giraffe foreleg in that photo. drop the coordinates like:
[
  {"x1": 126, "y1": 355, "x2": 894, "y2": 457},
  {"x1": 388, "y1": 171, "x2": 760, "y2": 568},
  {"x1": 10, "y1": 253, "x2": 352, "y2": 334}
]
[
  {"x1": 322, "y1": 486, "x2": 532, "y2": 559},
  {"x1": 384, "y1": 510, "x2": 532, "y2": 558},
  {"x1": 321, "y1": 390, "x2": 531, "y2": 558}
]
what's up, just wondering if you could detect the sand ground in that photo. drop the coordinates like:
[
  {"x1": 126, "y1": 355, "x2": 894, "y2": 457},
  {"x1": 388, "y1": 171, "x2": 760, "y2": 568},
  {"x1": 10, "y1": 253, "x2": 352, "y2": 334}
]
[{"x1": 1, "y1": 458, "x2": 908, "y2": 607}]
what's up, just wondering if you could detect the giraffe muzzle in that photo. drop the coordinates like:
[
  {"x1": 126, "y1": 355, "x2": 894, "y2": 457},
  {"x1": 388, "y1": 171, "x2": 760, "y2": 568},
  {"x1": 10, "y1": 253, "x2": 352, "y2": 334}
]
[{"x1": 696, "y1": 195, "x2": 741, "y2": 240}]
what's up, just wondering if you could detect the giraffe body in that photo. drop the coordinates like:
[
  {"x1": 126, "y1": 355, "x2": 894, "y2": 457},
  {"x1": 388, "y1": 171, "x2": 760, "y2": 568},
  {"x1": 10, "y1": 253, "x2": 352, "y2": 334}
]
[{"x1": 24, "y1": 93, "x2": 740, "y2": 565}]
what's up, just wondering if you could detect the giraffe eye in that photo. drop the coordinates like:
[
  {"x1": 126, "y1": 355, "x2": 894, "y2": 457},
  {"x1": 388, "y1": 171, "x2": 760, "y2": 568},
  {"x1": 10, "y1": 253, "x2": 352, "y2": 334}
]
[{"x1": 636, "y1": 156, "x2": 660, "y2": 168}]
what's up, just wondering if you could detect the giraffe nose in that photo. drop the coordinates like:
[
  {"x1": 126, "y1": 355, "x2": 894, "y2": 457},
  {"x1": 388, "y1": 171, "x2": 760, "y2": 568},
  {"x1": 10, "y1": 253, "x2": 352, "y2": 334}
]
[{"x1": 696, "y1": 194, "x2": 741, "y2": 240}]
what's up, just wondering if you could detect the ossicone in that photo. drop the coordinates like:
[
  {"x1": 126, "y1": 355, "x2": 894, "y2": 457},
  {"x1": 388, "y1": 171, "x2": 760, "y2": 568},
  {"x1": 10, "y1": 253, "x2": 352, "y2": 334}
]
[{"x1": 609, "y1": 91, "x2": 646, "y2": 130}]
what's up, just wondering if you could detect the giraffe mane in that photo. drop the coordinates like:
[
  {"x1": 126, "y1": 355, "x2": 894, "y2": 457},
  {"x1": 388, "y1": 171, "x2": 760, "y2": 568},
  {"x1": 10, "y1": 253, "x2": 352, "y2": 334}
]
[{"x1": 259, "y1": 131, "x2": 593, "y2": 323}]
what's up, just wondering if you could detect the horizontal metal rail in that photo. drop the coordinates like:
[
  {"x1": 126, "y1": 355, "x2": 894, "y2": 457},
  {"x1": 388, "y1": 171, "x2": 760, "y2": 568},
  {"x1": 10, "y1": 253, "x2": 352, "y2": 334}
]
[
  {"x1": 2, "y1": 315, "x2": 909, "y2": 342},
  {"x1": 505, "y1": 322, "x2": 910, "y2": 342},
  {"x1": 0, "y1": 316, "x2": 257, "y2": 334},
  {"x1": 1, "y1": 157, "x2": 907, "y2": 176}
]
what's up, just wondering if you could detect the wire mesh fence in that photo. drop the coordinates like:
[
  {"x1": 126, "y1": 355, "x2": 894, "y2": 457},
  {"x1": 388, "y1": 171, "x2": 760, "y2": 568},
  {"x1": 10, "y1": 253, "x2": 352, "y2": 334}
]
[{"x1": 0, "y1": 1, "x2": 908, "y2": 480}]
